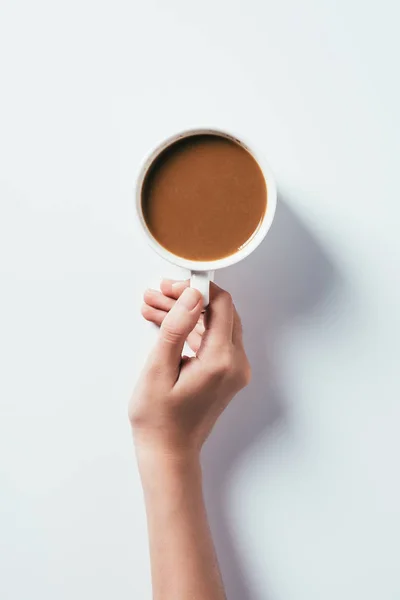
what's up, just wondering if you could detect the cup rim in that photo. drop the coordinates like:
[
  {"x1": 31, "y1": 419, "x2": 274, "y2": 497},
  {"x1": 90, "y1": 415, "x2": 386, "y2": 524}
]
[{"x1": 134, "y1": 127, "x2": 277, "y2": 271}]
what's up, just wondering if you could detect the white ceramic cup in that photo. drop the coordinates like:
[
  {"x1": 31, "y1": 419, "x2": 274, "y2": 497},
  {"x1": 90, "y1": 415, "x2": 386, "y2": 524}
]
[{"x1": 135, "y1": 128, "x2": 277, "y2": 306}]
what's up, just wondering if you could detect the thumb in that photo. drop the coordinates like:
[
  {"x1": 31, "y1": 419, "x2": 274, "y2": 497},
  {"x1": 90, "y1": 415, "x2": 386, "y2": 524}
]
[{"x1": 152, "y1": 287, "x2": 203, "y2": 376}]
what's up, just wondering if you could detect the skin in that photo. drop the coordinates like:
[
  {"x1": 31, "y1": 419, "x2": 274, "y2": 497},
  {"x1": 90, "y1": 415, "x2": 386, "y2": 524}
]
[{"x1": 129, "y1": 280, "x2": 251, "y2": 600}]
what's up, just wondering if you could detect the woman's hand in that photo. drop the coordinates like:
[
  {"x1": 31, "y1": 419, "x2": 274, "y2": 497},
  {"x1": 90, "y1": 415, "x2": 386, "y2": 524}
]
[{"x1": 129, "y1": 280, "x2": 251, "y2": 465}]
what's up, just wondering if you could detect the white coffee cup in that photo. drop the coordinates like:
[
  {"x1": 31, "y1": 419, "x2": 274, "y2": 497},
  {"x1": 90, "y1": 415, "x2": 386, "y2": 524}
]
[{"x1": 135, "y1": 128, "x2": 277, "y2": 305}]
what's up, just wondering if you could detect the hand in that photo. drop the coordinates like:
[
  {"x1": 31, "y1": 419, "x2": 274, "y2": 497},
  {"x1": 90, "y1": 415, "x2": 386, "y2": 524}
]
[{"x1": 129, "y1": 280, "x2": 251, "y2": 465}]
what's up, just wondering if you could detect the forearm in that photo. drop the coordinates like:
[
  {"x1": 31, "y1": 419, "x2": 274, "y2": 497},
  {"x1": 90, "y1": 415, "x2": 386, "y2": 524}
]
[{"x1": 138, "y1": 452, "x2": 226, "y2": 600}]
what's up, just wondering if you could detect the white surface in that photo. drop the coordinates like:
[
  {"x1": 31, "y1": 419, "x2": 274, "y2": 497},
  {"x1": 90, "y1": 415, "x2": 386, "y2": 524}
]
[{"x1": 0, "y1": 1, "x2": 399, "y2": 599}]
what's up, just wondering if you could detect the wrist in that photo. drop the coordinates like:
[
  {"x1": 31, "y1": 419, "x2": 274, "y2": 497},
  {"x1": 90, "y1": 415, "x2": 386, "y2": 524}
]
[
  {"x1": 134, "y1": 441, "x2": 202, "y2": 493},
  {"x1": 132, "y1": 426, "x2": 200, "y2": 468}
]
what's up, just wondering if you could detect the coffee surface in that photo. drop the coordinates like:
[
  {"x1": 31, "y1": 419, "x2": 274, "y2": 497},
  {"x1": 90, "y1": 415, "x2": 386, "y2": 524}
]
[{"x1": 142, "y1": 134, "x2": 267, "y2": 261}]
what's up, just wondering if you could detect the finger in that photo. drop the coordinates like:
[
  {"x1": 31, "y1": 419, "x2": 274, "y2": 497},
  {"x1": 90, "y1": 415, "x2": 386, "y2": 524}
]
[
  {"x1": 143, "y1": 297, "x2": 204, "y2": 355},
  {"x1": 199, "y1": 283, "x2": 234, "y2": 354},
  {"x1": 142, "y1": 304, "x2": 205, "y2": 340},
  {"x1": 194, "y1": 315, "x2": 205, "y2": 335},
  {"x1": 141, "y1": 304, "x2": 166, "y2": 327},
  {"x1": 160, "y1": 279, "x2": 190, "y2": 300},
  {"x1": 151, "y1": 287, "x2": 203, "y2": 379},
  {"x1": 143, "y1": 289, "x2": 174, "y2": 312},
  {"x1": 187, "y1": 330, "x2": 203, "y2": 353},
  {"x1": 143, "y1": 308, "x2": 203, "y2": 352}
]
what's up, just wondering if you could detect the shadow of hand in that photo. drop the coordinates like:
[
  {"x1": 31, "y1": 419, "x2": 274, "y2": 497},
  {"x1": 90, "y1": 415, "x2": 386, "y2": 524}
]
[{"x1": 202, "y1": 197, "x2": 341, "y2": 600}]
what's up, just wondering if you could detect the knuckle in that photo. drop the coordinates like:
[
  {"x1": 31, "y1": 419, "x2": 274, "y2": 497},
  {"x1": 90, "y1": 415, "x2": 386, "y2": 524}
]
[
  {"x1": 128, "y1": 405, "x2": 144, "y2": 428},
  {"x1": 241, "y1": 360, "x2": 252, "y2": 386},
  {"x1": 160, "y1": 322, "x2": 182, "y2": 345},
  {"x1": 211, "y1": 348, "x2": 234, "y2": 376},
  {"x1": 236, "y1": 357, "x2": 252, "y2": 387},
  {"x1": 128, "y1": 387, "x2": 149, "y2": 429}
]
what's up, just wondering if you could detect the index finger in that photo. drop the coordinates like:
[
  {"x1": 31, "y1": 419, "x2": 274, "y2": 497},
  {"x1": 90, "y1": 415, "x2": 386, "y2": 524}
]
[
  {"x1": 198, "y1": 283, "x2": 234, "y2": 355},
  {"x1": 160, "y1": 279, "x2": 190, "y2": 299}
]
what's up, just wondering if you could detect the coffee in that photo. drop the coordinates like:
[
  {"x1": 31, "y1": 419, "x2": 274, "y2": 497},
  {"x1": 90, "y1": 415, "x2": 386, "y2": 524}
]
[{"x1": 141, "y1": 134, "x2": 267, "y2": 261}]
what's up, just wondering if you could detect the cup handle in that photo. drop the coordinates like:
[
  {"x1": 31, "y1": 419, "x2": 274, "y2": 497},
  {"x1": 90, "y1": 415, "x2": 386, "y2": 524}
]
[{"x1": 190, "y1": 271, "x2": 214, "y2": 308}]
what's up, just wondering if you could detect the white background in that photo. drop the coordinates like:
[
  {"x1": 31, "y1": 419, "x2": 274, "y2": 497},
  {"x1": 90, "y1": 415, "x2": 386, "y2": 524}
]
[{"x1": 1, "y1": 1, "x2": 399, "y2": 599}]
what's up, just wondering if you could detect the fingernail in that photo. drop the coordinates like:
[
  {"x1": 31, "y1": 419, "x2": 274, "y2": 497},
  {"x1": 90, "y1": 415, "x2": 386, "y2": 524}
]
[
  {"x1": 178, "y1": 287, "x2": 200, "y2": 310},
  {"x1": 172, "y1": 280, "x2": 184, "y2": 289}
]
